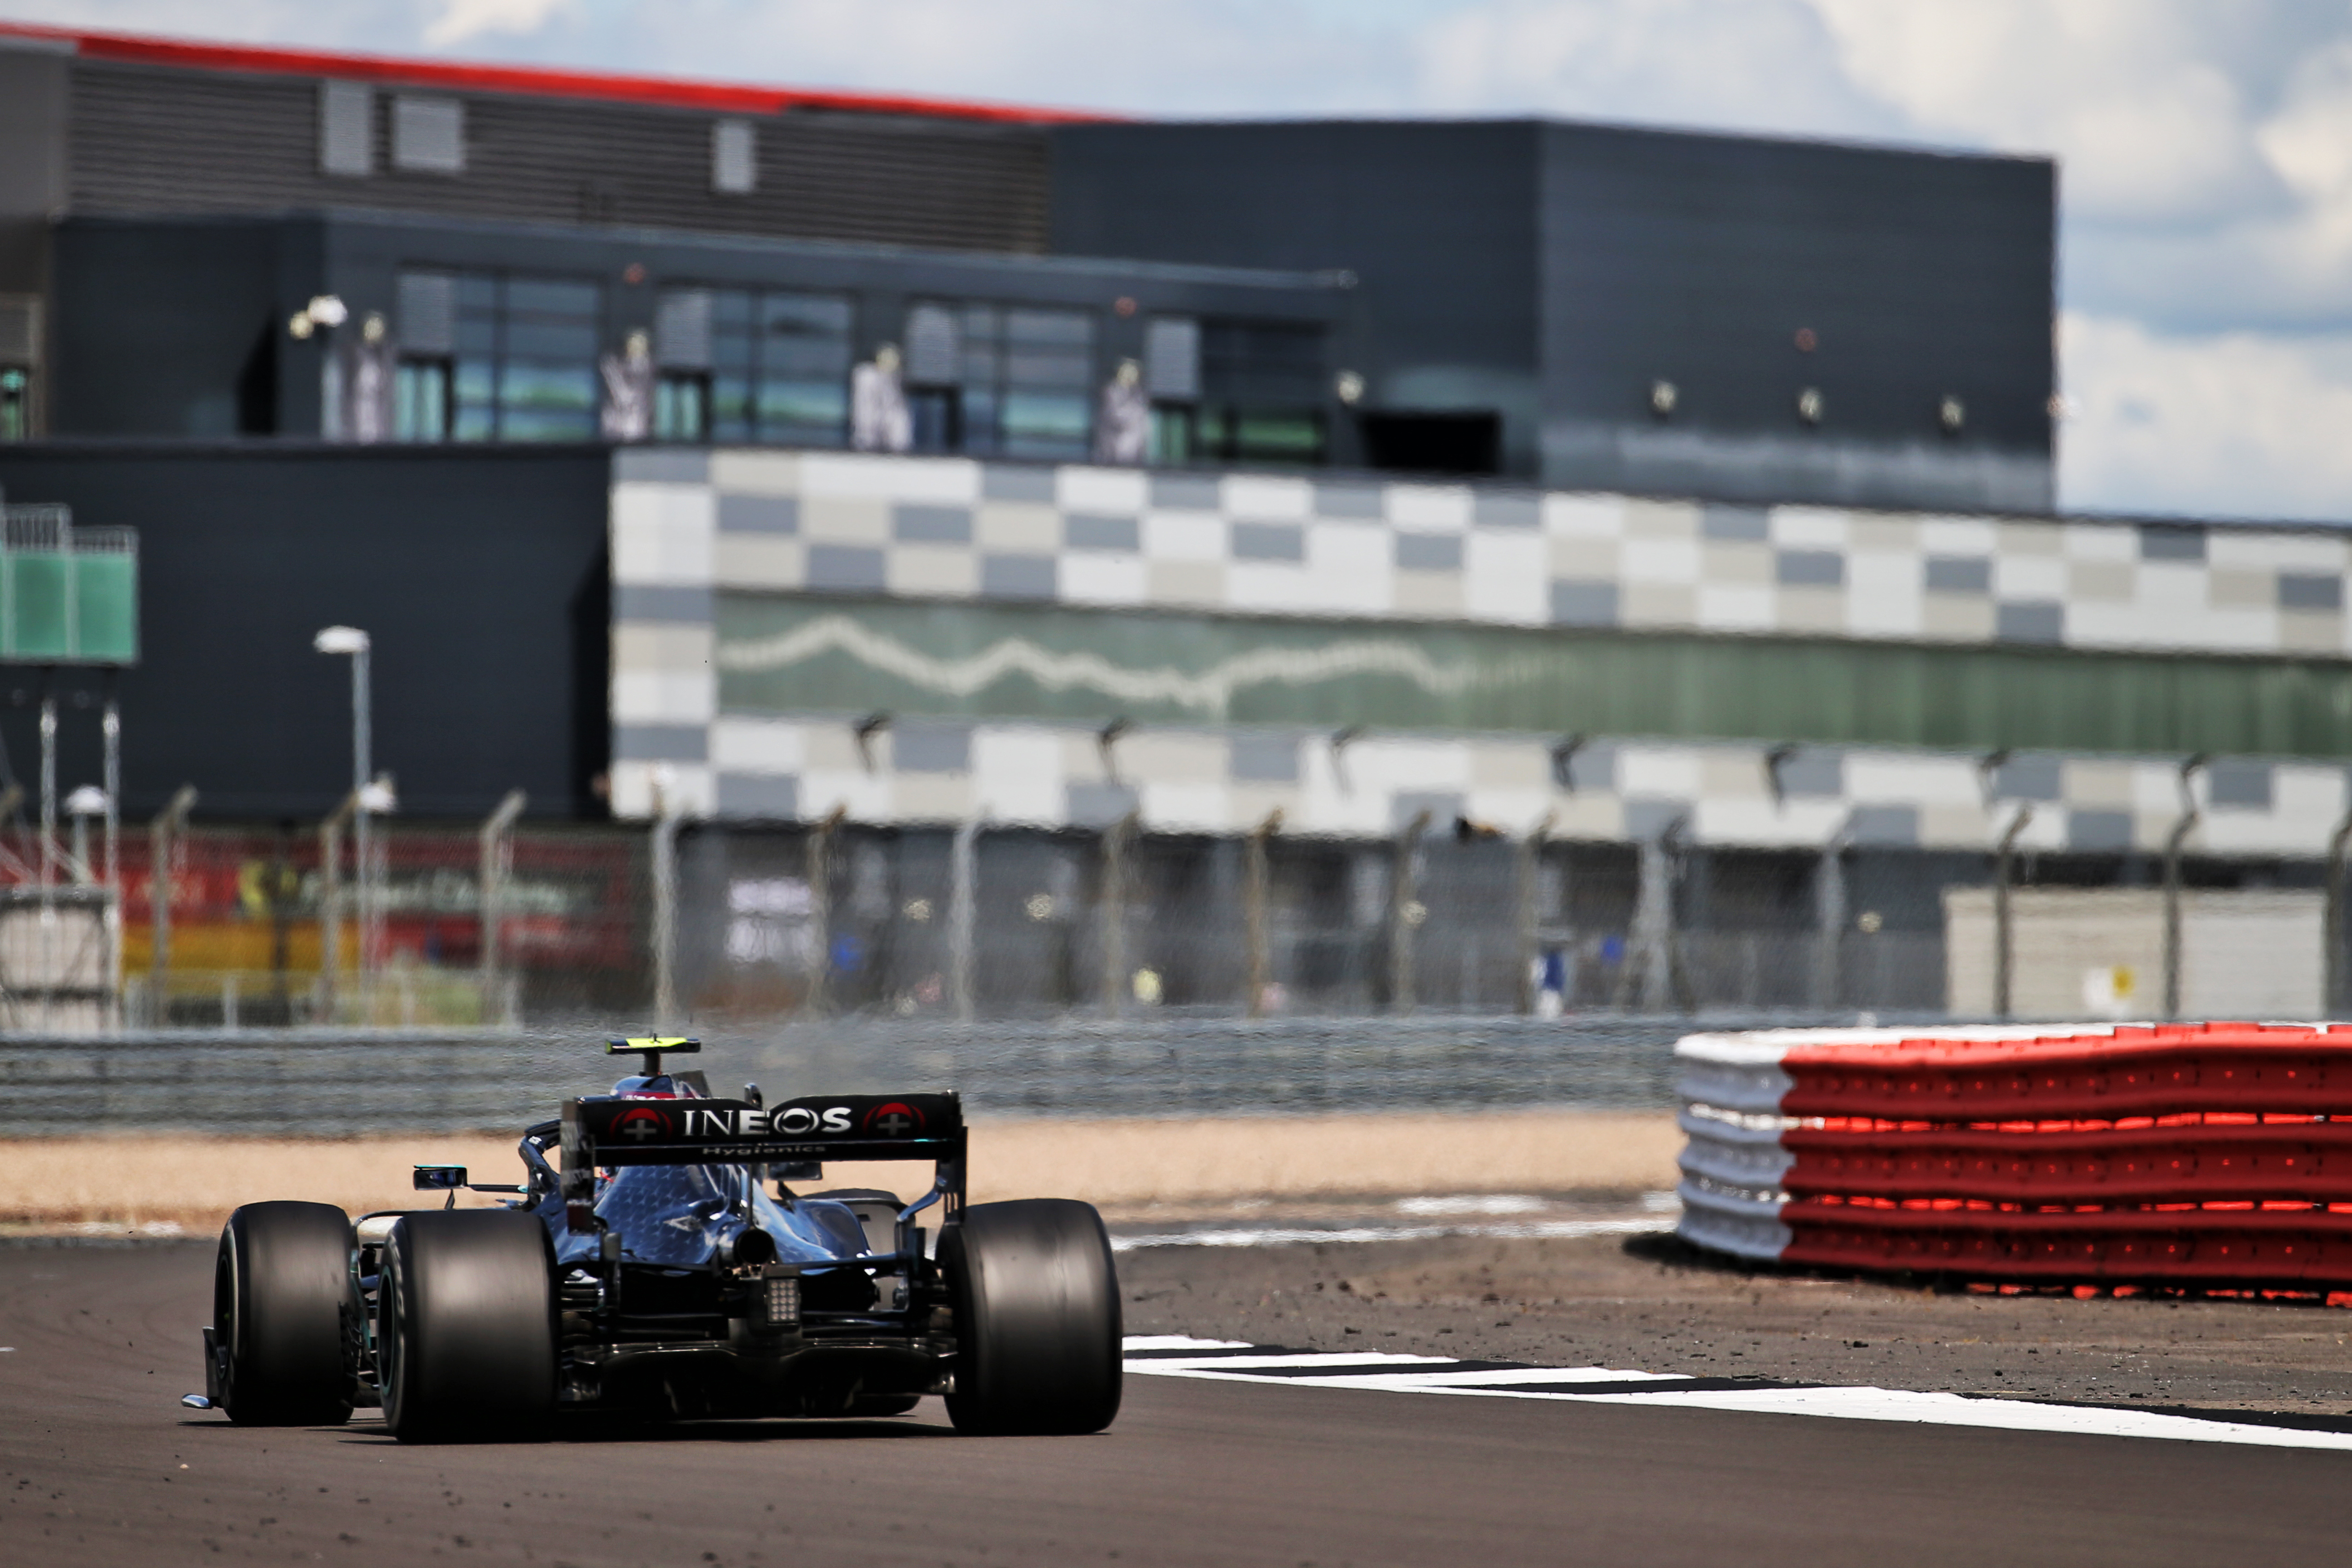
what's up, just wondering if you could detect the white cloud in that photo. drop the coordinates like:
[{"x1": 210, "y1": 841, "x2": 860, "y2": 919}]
[
  {"x1": 2058, "y1": 310, "x2": 2352, "y2": 523},
  {"x1": 1805, "y1": 0, "x2": 2285, "y2": 224},
  {"x1": 1412, "y1": 0, "x2": 1893, "y2": 139},
  {"x1": 425, "y1": 0, "x2": 572, "y2": 48}
]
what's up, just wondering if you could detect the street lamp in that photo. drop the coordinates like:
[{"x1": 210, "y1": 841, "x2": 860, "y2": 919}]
[
  {"x1": 314, "y1": 626, "x2": 373, "y2": 986},
  {"x1": 64, "y1": 785, "x2": 108, "y2": 886}
]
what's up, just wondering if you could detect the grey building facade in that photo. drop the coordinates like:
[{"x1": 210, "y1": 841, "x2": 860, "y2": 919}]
[
  {"x1": 1050, "y1": 120, "x2": 2055, "y2": 509},
  {"x1": 1, "y1": 22, "x2": 2054, "y2": 513}
]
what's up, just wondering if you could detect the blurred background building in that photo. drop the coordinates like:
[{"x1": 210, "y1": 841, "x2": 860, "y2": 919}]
[{"x1": 0, "y1": 22, "x2": 2338, "y2": 1027}]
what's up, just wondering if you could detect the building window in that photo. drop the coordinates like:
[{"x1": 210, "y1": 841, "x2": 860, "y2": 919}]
[
  {"x1": 655, "y1": 375, "x2": 708, "y2": 441},
  {"x1": 1, "y1": 294, "x2": 43, "y2": 442},
  {"x1": 392, "y1": 95, "x2": 466, "y2": 174},
  {"x1": 394, "y1": 360, "x2": 451, "y2": 440},
  {"x1": 1192, "y1": 319, "x2": 1328, "y2": 467},
  {"x1": 696, "y1": 288, "x2": 853, "y2": 446},
  {"x1": 397, "y1": 270, "x2": 600, "y2": 442},
  {"x1": 0, "y1": 368, "x2": 28, "y2": 442},
  {"x1": 318, "y1": 81, "x2": 373, "y2": 177},
  {"x1": 711, "y1": 120, "x2": 756, "y2": 194},
  {"x1": 1144, "y1": 316, "x2": 1200, "y2": 465},
  {"x1": 917, "y1": 303, "x2": 1093, "y2": 461}
]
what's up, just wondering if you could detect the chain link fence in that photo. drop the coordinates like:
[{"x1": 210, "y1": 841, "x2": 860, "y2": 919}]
[{"x1": 76, "y1": 814, "x2": 2341, "y2": 1035}]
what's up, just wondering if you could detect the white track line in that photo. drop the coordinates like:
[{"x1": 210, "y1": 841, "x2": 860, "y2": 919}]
[
  {"x1": 1111, "y1": 1217, "x2": 1668, "y2": 1251},
  {"x1": 1119, "y1": 1340, "x2": 2352, "y2": 1453}
]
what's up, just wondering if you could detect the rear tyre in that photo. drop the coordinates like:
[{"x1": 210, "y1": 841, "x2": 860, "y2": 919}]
[
  {"x1": 942, "y1": 1199, "x2": 1122, "y2": 1436},
  {"x1": 213, "y1": 1201, "x2": 357, "y2": 1426},
  {"x1": 379, "y1": 1210, "x2": 556, "y2": 1444}
]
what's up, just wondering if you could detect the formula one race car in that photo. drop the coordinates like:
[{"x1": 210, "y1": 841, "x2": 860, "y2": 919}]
[{"x1": 192, "y1": 1038, "x2": 1121, "y2": 1442}]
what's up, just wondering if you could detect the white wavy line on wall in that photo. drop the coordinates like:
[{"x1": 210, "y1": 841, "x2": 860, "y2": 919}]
[{"x1": 715, "y1": 613, "x2": 1527, "y2": 715}]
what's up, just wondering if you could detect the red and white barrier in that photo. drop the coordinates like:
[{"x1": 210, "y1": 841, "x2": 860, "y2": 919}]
[{"x1": 1676, "y1": 1022, "x2": 2352, "y2": 1290}]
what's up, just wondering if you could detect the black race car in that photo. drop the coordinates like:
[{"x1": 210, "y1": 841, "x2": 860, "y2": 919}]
[{"x1": 192, "y1": 1038, "x2": 1121, "y2": 1441}]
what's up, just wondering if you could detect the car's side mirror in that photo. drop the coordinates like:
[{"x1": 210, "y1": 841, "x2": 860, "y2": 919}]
[
  {"x1": 413, "y1": 1165, "x2": 468, "y2": 1191},
  {"x1": 774, "y1": 1161, "x2": 822, "y2": 1182}
]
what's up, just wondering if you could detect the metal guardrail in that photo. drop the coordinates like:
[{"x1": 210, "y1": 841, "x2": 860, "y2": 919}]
[{"x1": 0, "y1": 1011, "x2": 1936, "y2": 1136}]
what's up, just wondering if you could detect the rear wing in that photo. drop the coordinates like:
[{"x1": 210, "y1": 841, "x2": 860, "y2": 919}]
[{"x1": 559, "y1": 1092, "x2": 965, "y2": 1231}]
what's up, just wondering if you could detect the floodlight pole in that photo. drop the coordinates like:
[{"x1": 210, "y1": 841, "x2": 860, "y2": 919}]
[
  {"x1": 314, "y1": 627, "x2": 372, "y2": 998},
  {"x1": 650, "y1": 773, "x2": 681, "y2": 1032},
  {"x1": 479, "y1": 789, "x2": 526, "y2": 1024}
]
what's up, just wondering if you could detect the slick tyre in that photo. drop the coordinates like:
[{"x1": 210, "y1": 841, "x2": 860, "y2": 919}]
[
  {"x1": 942, "y1": 1199, "x2": 1122, "y2": 1436},
  {"x1": 214, "y1": 1201, "x2": 357, "y2": 1426},
  {"x1": 379, "y1": 1210, "x2": 556, "y2": 1444}
]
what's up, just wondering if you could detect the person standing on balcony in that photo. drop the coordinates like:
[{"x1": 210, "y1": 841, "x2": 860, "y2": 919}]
[
  {"x1": 851, "y1": 344, "x2": 913, "y2": 453},
  {"x1": 1095, "y1": 358, "x2": 1148, "y2": 466}
]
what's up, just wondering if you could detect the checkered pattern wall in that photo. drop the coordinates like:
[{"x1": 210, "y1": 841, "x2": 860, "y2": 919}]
[
  {"x1": 616, "y1": 448, "x2": 2352, "y2": 656},
  {"x1": 609, "y1": 448, "x2": 2352, "y2": 849}
]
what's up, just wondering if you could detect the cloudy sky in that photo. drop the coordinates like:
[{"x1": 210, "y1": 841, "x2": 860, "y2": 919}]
[{"x1": 10, "y1": 0, "x2": 2352, "y2": 525}]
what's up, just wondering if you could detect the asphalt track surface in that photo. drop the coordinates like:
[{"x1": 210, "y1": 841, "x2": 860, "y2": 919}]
[{"x1": 9, "y1": 1245, "x2": 2352, "y2": 1567}]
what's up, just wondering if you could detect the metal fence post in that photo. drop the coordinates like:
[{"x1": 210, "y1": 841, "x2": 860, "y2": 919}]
[
  {"x1": 1244, "y1": 808, "x2": 1282, "y2": 1018},
  {"x1": 2162, "y1": 757, "x2": 2205, "y2": 1021},
  {"x1": 478, "y1": 789, "x2": 526, "y2": 1025},
  {"x1": 650, "y1": 775, "x2": 681, "y2": 1030},
  {"x1": 1100, "y1": 809, "x2": 1138, "y2": 1017},
  {"x1": 146, "y1": 785, "x2": 197, "y2": 1028},
  {"x1": 950, "y1": 812, "x2": 980, "y2": 1022},
  {"x1": 804, "y1": 805, "x2": 845, "y2": 1016},
  {"x1": 315, "y1": 789, "x2": 356, "y2": 1024},
  {"x1": 1993, "y1": 805, "x2": 2034, "y2": 1019},
  {"x1": 1515, "y1": 811, "x2": 1554, "y2": 1015},
  {"x1": 1813, "y1": 814, "x2": 1853, "y2": 1012},
  {"x1": 1621, "y1": 818, "x2": 1686, "y2": 1013},
  {"x1": 2327, "y1": 787, "x2": 2352, "y2": 1016},
  {"x1": 1388, "y1": 809, "x2": 1431, "y2": 1013}
]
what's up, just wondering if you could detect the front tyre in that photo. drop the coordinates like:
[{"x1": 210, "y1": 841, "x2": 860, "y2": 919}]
[
  {"x1": 213, "y1": 1201, "x2": 357, "y2": 1426},
  {"x1": 379, "y1": 1210, "x2": 556, "y2": 1444},
  {"x1": 942, "y1": 1199, "x2": 1122, "y2": 1436}
]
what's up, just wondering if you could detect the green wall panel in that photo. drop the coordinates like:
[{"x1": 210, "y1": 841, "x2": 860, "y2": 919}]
[
  {"x1": 0, "y1": 546, "x2": 138, "y2": 664},
  {"x1": 715, "y1": 595, "x2": 2352, "y2": 758}
]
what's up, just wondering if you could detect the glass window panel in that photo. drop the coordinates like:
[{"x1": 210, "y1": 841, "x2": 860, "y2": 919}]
[
  {"x1": 504, "y1": 320, "x2": 599, "y2": 361},
  {"x1": 394, "y1": 361, "x2": 449, "y2": 442},
  {"x1": 452, "y1": 405, "x2": 496, "y2": 441},
  {"x1": 757, "y1": 379, "x2": 848, "y2": 435},
  {"x1": 455, "y1": 318, "x2": 498, "y2": 355},
  {"x1": 960, "y1": 387, "x2": 1000, "y2": 455},
  {"x1": 1235, "y1": 410, "x2": 1325, "y2": 463},
  {"x1": 456, "y1": 274, "x2": 498, "y2": 311},
  {"x1": 454, "y1": 358, "x2": 496, "y2": 404},
  {"x1": 505, "y1": 278, "x2": 599, "y2": 318},
  {"x1": 711, "y1": 289, "x2": 754, "y2": 327},
  {"x1": 500, "y1": 362, "x2": 598, "y2": 412},
  {"x1": 1006, "y1": 309, "x2": 1092, "y2": 347},
  {"x1": 711, "y1": 373, "x2": 755, "y2": 441},
  {"x1": 655, "y1": 375, "x2": 706, "y2": 442},
  {"x1": 961, "y1": 305, "x2": 1002, "y2": 339},
  {"x1": 761, "y1": 292, "x2": 852, "y2": 335},
  {"x1": 500, "y1": 406, "x2": 598, "y2": 442},
  {"x1": 1005, "y1": 349, "x2": 1091, "y2": 388},
  {"x1": 960, "y1": 346, "x2": 1000, "y2": 385},
  {"x1": 1000, "y1": 390, "x2": 1089, "y2": 459},
  {"x1": 760, "y1": 338, "x2": 851, "y2": 377}
]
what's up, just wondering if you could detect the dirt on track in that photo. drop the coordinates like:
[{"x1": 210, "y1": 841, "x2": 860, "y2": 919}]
[
  {"x1": 0, "y1": 1110, "x2": 1680, "y2": 1235},
  {"x1": 1117, "y1": 1229, "x2": 2352, "y2": 1418}
]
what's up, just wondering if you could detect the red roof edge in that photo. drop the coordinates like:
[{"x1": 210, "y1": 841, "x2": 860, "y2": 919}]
[{"x1": 0, "y1": 19, "x2": 1122, "y2": 124}]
